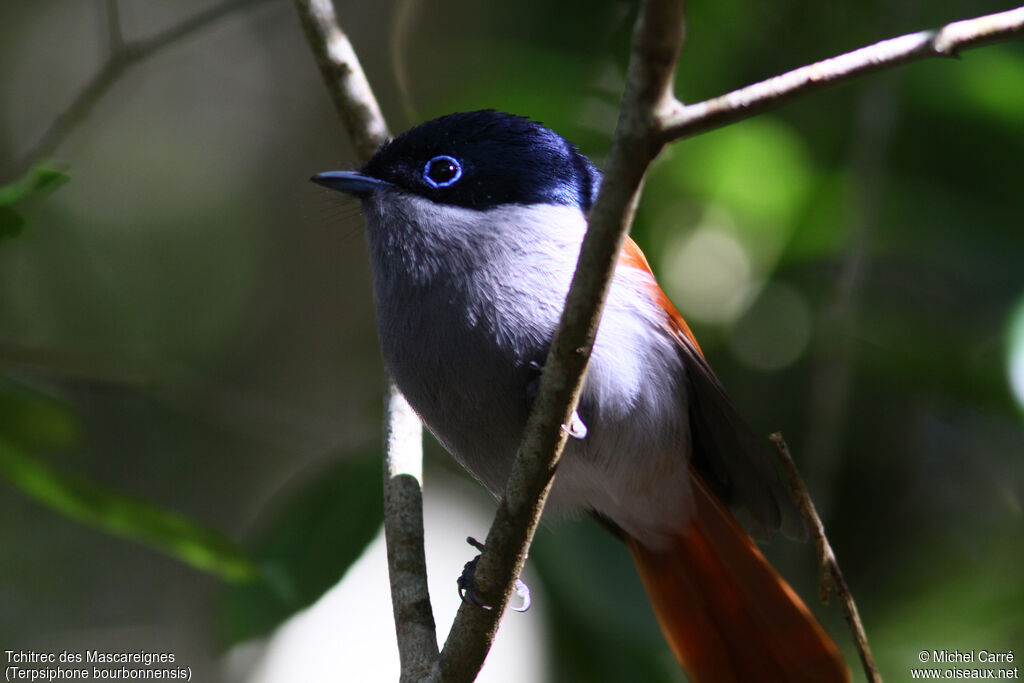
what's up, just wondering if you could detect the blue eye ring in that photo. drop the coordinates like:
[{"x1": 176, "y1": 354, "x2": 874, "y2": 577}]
[{"x1": 422, "y1": 155, "x2": 462, "y2": 188}]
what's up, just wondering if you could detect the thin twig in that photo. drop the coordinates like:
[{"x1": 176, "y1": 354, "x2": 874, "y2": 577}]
[
  {"x1": 661, "y1": 5, "x2": 1024, "y2": 142},
  {"x1": 292, "y1": 1, "x2": 439, "y2": 680},
  {"x1": 383, "y1": 383, "x2": 439, "y2": 681},
  {"x1": 770, "y1": 433, "x2": 881, "y2": 683},
  {"x1": 434, "y1": 1, "x2": 688, "y2": 680},
  {"x1": 5, "y1": 0, "x2": 275, "y2": 181}
]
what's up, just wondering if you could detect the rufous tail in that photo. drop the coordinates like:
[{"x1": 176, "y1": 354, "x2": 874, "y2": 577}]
[{"x1": 626, "y1": 474, "x2": 850, "y2": 682}]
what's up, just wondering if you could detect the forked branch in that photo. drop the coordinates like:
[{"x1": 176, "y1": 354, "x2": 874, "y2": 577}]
[
  {"x1": 5, "y1": 0, "x2": 276, "y2": 181},
  {"x1": 661, "y1": 5, "x2": 1024, "y2": 142}
]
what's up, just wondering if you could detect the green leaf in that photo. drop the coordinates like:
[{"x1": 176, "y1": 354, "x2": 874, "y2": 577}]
[
  {"x1": 0, "y1": 162, "x2": 69, "y2": 207},
  {"x1": 0, "y1": 436, "x2": 258, "y2": 582},
  {"x1": 220, "y1": 449, "x2": 384, "y2": 645},
  {"x1": 0, "y1": 162, "x2": 69, "y2": 243},
  {"x1": 28, "y1": 165, "x2": 69, "y2": 195}
]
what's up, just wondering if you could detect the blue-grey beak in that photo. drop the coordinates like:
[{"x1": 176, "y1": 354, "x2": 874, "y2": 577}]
[{"x1": 311, "y1": 170, "x2": 390, "y2": 197}]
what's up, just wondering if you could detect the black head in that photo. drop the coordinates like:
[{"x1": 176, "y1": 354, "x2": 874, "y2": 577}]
[{"x1": 314, "y1": 110, "x2": 601, "y2": 211}]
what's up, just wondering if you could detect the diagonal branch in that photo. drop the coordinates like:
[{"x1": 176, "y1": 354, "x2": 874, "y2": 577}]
[
  {"x1": 5, "y1": 0, "x2": 276, "y2": 181},
  {"x1": 434, "y1": 1, "x2": 688, "y2": 680},
  {"x1": 661, "y1": 5, "x2": 1024, "y2": 142}
]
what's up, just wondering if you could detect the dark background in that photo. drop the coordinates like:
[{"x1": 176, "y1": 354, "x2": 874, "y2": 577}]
[{"x1": 1, "y1": 1, "x2": 1022, "y2": 681}]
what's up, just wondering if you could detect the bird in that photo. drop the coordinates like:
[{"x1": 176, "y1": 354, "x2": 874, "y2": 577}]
[{"x1": 312, "y1": 109, "x2": 850, "y2": 682}]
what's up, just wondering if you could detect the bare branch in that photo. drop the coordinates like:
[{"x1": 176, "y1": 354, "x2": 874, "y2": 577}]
[
  {"x1": 771, "y1": 434, "x2": 881, "y2": 683},
  {"x1": 662, "y1": 5, "x2": 1024, "y2": 142},
  {"x1": 293, "y1": 0, "x2": 389, "y2": 159},
  {"x1": 6, "y1": 0, "x2": 276, "y2": 181},
  {"x1": 383, "y1": 385, "x2": 439, "y2": 681},
  {"x1": 292, "y1": 1, "x2": 439, "y2": 679},
  {"x1": 434, "y1": 1, "x2": 688, "y2": 680}
]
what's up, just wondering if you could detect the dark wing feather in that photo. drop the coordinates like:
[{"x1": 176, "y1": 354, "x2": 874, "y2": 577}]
[
  {"x1": 620, "y1": 237, "x2": 806, "y2": 539},
  {"x1": 681, "y1": 342, "x2": 806, "y2": 540}
]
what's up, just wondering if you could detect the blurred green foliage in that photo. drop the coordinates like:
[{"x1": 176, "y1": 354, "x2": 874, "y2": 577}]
[
  {"x1": 0, "y1": 384, "x2": 257, "y2": 583},
  {"x1": 220, "y1": 449, "x2": 383, "y2": 645},
  {"x1": 0, "y1": 436, "x2": 259, "y2": 582}
]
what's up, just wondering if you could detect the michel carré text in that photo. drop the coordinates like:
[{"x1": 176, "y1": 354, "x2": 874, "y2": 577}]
[
  {"x1": 86, "y1": 651, "x2": 175, "y2": 665},
  {"x1": 932, "y1": 650, "x2": 1016, "y2": 664}
]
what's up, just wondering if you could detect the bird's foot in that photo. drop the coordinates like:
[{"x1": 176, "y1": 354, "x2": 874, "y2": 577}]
[{"x1": 456, "y1": 536, "x2": 531, "y2": 612}]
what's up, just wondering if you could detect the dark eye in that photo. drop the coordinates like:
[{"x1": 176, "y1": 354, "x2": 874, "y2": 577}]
[{"x1": 422, "y1": 155, "x2": 462, "y2": 188}]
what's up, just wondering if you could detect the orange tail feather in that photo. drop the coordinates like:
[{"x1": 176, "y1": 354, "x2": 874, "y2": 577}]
[{"x1": 626, "y1": 475, "x2": 850, "y2": 682}]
